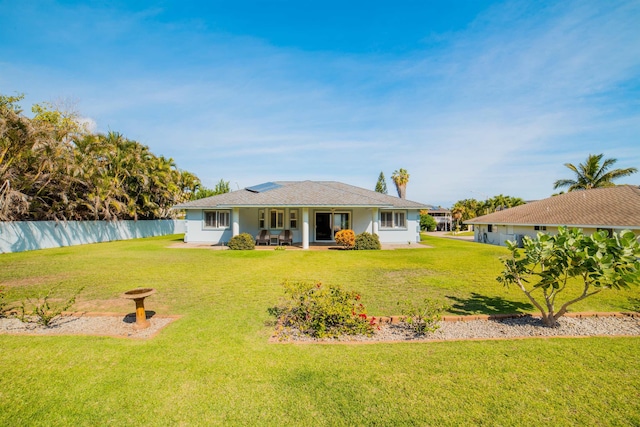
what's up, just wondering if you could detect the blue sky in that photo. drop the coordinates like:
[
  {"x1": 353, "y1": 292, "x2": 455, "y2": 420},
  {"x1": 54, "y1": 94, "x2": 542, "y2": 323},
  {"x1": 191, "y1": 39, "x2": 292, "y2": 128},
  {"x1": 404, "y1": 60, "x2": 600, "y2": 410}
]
[{"x1": 1, "y1": 0, "x2": 639, "y2": 207}]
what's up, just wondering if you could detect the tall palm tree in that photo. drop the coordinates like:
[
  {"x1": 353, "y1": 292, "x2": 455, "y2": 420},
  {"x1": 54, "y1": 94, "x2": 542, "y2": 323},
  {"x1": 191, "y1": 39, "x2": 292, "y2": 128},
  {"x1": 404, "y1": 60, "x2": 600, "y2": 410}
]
[
  {"x1": 553, "y1": 153, "x2": 637, "y2": 191},
  {"x1": 391, "y1": 168, "x2": 409, "y2": 199}
]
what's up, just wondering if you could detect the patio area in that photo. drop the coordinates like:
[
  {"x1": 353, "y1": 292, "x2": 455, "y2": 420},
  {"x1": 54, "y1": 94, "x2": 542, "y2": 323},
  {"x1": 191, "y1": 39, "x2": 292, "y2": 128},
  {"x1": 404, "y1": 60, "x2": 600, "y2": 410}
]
[{"x1": 169, "y1": 242, "x2": 429, "y2": 250}]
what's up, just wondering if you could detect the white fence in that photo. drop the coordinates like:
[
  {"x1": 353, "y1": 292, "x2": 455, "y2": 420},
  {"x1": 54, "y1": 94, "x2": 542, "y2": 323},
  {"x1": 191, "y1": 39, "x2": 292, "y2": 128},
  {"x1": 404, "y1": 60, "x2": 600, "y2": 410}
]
[{"x1": 0, "y1": 220, "x2": 185, "y2": 253}]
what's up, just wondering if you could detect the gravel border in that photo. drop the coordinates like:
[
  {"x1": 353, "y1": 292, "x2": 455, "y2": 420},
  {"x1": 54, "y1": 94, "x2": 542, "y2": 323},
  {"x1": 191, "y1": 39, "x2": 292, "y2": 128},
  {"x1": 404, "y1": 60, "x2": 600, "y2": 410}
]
[
  {"x1": 2, "y1": 312, "x2": 638, "y2": 342},
  {"x1": 270, "y1": 314, "x2": 640, "y2": 343},
  {"x1": 0, "y1": 313, "x2": 179, "y2": 339}
]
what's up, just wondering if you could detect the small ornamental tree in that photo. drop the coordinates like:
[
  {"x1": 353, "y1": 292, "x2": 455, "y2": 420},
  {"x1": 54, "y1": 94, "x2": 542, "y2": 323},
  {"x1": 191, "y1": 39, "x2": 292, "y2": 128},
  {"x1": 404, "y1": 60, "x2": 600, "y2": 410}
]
[
  {"x1": 498, "y1": 227, "x2": 640, "y2": 327},
  {"x1": 334, "y1": 229, "x2": 355, "y2": 249}
]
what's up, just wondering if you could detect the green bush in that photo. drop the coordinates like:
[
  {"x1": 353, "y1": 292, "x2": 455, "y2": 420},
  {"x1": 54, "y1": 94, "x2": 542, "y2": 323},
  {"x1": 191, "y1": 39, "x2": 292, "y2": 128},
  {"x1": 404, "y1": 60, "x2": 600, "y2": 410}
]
[
  {"x1": 227, "y1": 233, "x2": 255, "y2": 250},
  {"x1": 354, "y1": 232, "x2": 381, "y2": 250},
  {"x1": 268, "y1": 281, "x2": 374, "y2": 339},
  {"x1": 399, "y1": 298, "x2": 449, "y2": 335},
  {"x1": 420, "y1": 213, "x2": 437, "y2": 231}
]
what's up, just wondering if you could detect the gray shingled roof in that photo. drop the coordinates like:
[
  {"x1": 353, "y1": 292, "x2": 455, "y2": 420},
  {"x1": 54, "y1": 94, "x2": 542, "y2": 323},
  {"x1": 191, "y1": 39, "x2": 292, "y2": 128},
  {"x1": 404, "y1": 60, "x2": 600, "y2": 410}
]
[
  {"x1": 174, "y1": 180, "x2": 429, "y2": 209},
  {"x1": 466, "y1": 185, "x2": 640, "y2": 228}
]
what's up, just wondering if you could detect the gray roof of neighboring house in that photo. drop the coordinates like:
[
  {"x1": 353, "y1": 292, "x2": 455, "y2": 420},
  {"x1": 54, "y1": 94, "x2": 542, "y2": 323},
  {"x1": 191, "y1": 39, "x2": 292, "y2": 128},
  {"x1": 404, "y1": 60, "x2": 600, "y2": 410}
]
[
  {"x1": 466, "y1": 185, "x2": 640, "y2": 228},
  {"x1": 428, "y1": 208, "x2": 451, "y2": 214},
  {"x1": 174, "y1": 180, "x2": 430, "y2": 209}
]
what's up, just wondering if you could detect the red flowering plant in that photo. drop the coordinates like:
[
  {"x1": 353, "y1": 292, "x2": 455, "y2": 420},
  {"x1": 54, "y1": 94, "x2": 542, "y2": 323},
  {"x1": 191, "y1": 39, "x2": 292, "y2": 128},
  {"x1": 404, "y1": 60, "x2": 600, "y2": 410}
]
[{"x1": 268, "y1": 280, "x2": 374, "y2": 339}]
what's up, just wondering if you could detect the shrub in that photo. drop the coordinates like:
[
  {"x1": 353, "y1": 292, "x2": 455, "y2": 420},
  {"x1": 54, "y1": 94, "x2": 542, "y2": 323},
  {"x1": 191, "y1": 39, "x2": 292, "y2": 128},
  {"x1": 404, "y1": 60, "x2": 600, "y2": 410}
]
[
  {"x1": 0, "y1": 287, "x2": 8, "y2": 317},
  {"x1": 268, "y1": 281, "x2": 374, "y2": 339},
  {"x1": 399, "y1": 298, "x2": 449, "y2": 335},
  {"x1": 334, "y1": 229, "x2": 355, "y2": 249},
  {"x1": 227, "y1": 233, "x2": 255, "y2": 250},
  {"x1": 420, "y1": 213, "x2": 437, "y2": 231},
  {"x1": 15, "y1": 286, "x2": 84, "y2": 327},
  {"x1": 354, "y1": 232, "x2": 381, "y2": 250}
]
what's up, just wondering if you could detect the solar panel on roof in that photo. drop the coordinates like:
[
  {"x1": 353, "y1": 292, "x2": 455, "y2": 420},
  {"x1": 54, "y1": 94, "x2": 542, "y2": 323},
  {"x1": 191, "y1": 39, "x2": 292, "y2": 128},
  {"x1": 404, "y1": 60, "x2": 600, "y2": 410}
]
[{"x1": 246, "y1": 182, "x2": 282, "y2": 193}]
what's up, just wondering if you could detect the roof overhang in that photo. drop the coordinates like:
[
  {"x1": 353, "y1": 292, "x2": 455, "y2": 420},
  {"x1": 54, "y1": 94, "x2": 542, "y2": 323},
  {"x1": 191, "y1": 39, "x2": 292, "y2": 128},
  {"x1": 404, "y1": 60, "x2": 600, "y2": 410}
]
[
  {"x1": 465, "y1": 220, "x2": 640, "y2": 230},
  {"x1": 173, "y1": 204, "x2": 428, "y2": 209}
]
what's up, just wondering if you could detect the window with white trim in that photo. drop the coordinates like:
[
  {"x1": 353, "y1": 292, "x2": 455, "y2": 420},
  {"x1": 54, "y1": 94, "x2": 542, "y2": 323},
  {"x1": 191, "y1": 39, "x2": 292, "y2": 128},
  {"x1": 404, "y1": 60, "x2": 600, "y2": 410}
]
[
  {"x1": 258, "y1": 209, "x2": 265, "y2": 229},
  {"x1": 289, "y1": 209, "x2": 298, "y2": 229},
  {"x1": 205, "y1": 210, "x2": 230, "y2": 229},
  {"x1": 270, "y1": 209, "x2": 284, "y2": 229},
  {"x1": 380, "y1": 211, "x2": 406, "y2": 229}
]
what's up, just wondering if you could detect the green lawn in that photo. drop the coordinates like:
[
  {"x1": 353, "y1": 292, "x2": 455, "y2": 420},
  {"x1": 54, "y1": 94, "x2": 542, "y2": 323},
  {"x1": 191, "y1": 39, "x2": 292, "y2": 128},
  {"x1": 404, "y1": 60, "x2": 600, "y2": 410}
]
[{"x1": 1, "y1": 234, "x2": 639, "y2": 426}]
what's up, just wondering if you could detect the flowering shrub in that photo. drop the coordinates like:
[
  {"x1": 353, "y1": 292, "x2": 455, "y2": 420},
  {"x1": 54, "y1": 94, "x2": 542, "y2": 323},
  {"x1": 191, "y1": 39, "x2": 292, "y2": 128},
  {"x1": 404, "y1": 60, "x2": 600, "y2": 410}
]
[
  {"x1": 268, "y1": 280, "x2": 374, "y2": 338},
  {"x1": 334, "y1": 229, "x2": 355, "y2": 249},
  {"x1": 354, "y1": 232, "x2": 381, "y2": 250}
]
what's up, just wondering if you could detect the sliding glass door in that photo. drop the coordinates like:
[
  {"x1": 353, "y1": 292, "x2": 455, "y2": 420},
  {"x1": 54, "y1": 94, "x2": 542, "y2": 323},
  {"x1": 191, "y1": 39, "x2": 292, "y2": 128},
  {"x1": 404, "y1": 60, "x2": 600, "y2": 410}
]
[{"x1": 315, "y1": 212, "x2": 350, "y2": 241}]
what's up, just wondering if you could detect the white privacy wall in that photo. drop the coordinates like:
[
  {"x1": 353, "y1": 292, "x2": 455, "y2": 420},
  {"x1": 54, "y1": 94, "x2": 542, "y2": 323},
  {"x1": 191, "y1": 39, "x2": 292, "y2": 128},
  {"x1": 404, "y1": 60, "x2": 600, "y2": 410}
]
[{"x1": 0, "y1": 220, "x2": 185, "y2": 253}]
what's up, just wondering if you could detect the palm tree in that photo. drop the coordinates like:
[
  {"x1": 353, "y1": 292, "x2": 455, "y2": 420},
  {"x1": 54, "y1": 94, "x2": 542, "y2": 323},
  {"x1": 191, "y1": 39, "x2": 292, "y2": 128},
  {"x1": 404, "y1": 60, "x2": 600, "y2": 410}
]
[
  {"x1": 553, "y1": 153, "x2": 637, "y2": 191},
  {"x1": 391, "y1": 168, "x2": 409, "y2": 199},
  {"x1": 451, "y1": 206, "x2": 465, "y2": 231}
]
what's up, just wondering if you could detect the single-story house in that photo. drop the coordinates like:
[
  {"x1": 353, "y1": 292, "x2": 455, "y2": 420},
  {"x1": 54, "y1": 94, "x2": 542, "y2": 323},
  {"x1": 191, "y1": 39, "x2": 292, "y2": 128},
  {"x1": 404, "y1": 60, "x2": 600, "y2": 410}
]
[
  {"x1": 465, "y1": 185, "x2": 640, "y2": 247},
  {"x1": 174, "y1": 180, "x2": 430, "y2": 249}
]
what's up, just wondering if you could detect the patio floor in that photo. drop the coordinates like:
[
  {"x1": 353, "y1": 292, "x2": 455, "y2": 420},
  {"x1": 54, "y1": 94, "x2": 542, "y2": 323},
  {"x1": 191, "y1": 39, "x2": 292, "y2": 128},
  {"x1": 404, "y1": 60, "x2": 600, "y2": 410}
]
[{"x1": 169, "y1": 242, "x2": 429, "y2": 250}]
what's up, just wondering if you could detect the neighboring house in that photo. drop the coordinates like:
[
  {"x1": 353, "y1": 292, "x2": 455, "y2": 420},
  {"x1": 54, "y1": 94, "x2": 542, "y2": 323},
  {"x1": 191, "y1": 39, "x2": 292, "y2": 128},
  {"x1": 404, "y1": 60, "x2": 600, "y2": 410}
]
[
  {"x1": 174, "y1": 181, "x2": 430, "y2": 249},
  {"x1": 426, "y1": 207, "x2": 452, "y2": 231},
  {"x1": 465, "y1": 185, "x2": 640, "y2": 247}
]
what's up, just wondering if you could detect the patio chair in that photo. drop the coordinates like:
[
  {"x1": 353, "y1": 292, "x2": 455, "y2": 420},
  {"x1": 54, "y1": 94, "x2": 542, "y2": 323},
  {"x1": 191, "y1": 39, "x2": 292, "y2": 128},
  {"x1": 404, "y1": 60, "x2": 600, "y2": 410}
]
[
  {"x1": 256, "y1": 229, "x2": 270, "y2": 245},
  {"x1": 278, "y1": 229, "x2": 293, "y2": 246}
]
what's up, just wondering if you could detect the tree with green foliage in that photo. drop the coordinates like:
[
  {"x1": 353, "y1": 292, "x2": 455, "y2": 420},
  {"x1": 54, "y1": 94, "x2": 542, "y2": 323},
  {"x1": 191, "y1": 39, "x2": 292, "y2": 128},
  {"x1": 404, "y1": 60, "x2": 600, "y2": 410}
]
[
  {"x1": 192, "y1": 179, "x2": 231, "y2": 200},
  {"x1": 452, "y1": 195, "x2": 525, "y2": 223},
  {"x1": 391, "y1": 168, "x2": 409, "y2": 199},
  {"x1": 0, "y1": 92, "x2": 199, "y2": 221},
  {"x1": 214, "y1": 179, "x2": 231, "y2": 194},
  {"x1": 419, "y1": 211, "x2": 437, "y2": 231},
  {"x1": 375, "y1": 171, "x2": 387, "y2": 194},
  {"x1": 498, "y1": 227, "x2": 640, "y2": 327},
  {"x1": 553, "y1": 153, "x2": 637, "y2": 192}
]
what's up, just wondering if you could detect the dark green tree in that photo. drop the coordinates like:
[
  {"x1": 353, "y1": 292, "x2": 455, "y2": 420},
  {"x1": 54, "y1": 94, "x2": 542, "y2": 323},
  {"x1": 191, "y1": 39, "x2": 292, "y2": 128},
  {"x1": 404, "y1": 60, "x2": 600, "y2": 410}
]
[{"x1": 375, "y1": 172, "x2": 387, "y2": 194}]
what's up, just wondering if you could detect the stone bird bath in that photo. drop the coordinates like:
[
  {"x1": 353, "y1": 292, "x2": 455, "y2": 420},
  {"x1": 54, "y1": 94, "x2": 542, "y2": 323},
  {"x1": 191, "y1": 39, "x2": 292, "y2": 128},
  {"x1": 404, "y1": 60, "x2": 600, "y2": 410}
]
[{"x1": 121, "y1": 288, "x2": 156, "y2": 329}]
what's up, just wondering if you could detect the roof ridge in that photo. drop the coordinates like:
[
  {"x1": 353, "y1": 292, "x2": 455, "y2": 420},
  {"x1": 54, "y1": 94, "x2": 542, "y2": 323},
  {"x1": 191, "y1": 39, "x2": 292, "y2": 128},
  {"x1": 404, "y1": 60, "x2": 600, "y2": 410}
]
[{"x1": 314, "y1": 181, "x2": 394, "y2": 205}]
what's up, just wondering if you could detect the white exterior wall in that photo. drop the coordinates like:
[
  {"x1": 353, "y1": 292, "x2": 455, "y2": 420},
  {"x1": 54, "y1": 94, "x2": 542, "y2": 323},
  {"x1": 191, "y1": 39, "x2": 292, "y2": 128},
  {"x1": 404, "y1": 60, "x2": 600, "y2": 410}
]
[
  {"x1": 184, "y1": 208, "x2": 423, "y2": 245},
  {"x1": 0, "y1": 220, "x2": 185, "y2": 253},
  {"x1": 473, "y1": 224, "x2": 638, "y2": 247},
  {"x1": 184, "y1": 209, "x2": 234, "y2": 244},
  {"x1": 376, "y1": 209, "x2": 421, "y2": 243}
]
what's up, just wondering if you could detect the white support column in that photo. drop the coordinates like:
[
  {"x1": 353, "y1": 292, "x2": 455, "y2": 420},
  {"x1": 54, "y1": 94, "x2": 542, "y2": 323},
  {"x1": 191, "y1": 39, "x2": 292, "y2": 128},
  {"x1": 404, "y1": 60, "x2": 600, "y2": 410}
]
[
  {"x1": 372, "y1": 208, "x2": 379, "y2": 235},
  {"x1": 302, "y1": 208, "x2": 309, "y2": 249},
  {"x1": 232, "y1": 208, "x2": 240, "y2": 237}
]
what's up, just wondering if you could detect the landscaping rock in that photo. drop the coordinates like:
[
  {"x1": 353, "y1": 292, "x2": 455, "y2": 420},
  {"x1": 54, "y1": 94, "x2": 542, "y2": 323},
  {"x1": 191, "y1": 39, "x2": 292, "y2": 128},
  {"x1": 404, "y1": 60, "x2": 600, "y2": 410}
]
[{"x1": 272, "y1": 314, "x2": 640, "y2": 343}]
